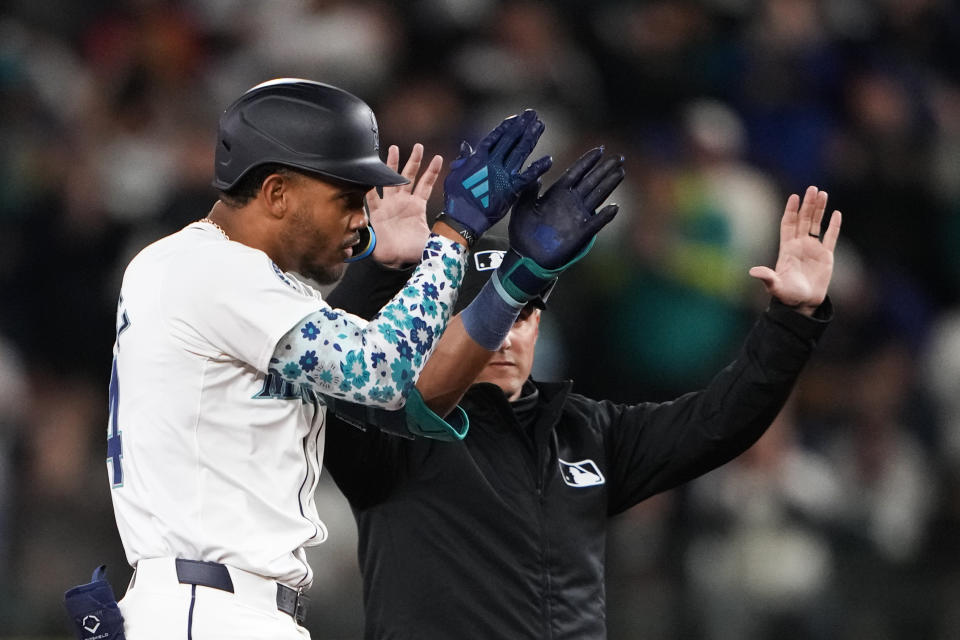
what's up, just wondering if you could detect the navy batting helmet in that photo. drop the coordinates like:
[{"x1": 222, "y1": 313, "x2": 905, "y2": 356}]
[{"x1": 212, "y1": 78, "x2": 408, "y2": 191}]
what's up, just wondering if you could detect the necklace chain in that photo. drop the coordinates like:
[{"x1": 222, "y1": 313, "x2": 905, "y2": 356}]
[{"x1": 198, "y1": 217, "x2": 229, "y2": 241}]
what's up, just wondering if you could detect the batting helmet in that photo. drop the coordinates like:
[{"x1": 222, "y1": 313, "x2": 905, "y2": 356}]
[{"x1": 212, "y1": 78, "x2": 408, "y2": 191}]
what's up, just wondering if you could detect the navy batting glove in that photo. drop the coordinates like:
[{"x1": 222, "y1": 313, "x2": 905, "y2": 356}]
[
  {"x1": 440, "y1": 110, "x2": 553, "y2": 245},
  {"x1": 493, "y1": 148, "x2": 625, "y2": 305}
]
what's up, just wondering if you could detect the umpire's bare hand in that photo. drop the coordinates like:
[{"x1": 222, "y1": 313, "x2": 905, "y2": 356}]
[{"x1": 748, "y1": 185, "x2": 842, "y2": 316}]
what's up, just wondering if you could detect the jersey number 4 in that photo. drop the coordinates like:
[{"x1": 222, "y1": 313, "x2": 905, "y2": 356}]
[{"x1": 108, "y1": 298, "x2": 130, "y2": 488}]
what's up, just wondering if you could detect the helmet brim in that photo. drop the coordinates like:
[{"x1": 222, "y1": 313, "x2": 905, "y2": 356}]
[
  {"x1": 317, "y1": 156, "x2": 410, "y2": 188},
  {"x1": 212, "y1": 155, "x2": 410, "y2": 191}
]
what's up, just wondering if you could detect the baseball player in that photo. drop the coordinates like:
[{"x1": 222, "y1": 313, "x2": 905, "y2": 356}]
[{"x1": 91, "y1": 78, "x2": 572, "y2": 639}]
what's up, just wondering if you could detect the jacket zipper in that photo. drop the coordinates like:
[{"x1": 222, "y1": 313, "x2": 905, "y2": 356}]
[{"x1": 536, "y1": 441, "x2": 553, "y2": 638}]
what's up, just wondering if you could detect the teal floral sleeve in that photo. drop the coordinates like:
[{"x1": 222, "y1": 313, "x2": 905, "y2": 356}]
[{"x1": 270, "y1": 234, "x2": 466, "y2": 410}]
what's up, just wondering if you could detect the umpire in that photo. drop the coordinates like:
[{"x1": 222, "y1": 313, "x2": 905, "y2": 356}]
[{"x1": 323, "y1": 186, "x2": 841, "y2": 639}]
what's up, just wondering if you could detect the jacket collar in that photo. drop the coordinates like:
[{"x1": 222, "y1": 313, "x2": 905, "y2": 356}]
[{"x1": 461, "y1": 379, "x2": 574, "y2": 435}]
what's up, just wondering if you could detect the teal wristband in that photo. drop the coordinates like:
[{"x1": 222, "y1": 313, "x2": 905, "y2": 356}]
[{"x1": 461, "y1": 278, "x2": 524, "y2": 350}]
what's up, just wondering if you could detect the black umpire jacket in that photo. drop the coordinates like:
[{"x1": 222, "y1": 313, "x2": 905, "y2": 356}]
[{"x1": 323, "y1": 259, "x2": 831, "y2": 640}]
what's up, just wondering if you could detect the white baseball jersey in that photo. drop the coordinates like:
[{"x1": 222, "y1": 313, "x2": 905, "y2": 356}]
[{"x1": 108, "y1": 222, "x2": 465, "y2": 588}]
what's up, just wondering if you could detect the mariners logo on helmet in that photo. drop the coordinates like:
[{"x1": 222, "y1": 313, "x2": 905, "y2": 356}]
[{"x1": 370, "y1": 111, "x2": 380, "y2": 153}]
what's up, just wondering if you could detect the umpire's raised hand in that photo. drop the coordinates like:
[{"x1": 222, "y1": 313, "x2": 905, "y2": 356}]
[{"x1": 748, "y1": 185, "x2": 842, "y2": 316}]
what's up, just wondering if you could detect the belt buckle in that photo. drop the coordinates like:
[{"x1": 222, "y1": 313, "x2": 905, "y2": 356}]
[{"x1": 294, "y1": 588, "x2": 309, "y2": 625}]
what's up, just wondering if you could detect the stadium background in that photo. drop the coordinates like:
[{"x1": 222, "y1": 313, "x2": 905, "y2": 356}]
[{"x1": 1, "y1": 0, "x2": 960, "y2": 637}]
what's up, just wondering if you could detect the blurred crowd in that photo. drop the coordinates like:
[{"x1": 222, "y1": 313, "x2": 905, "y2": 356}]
[{"x1": 2, "y1": 0, "x2": 960, "y2": 637}]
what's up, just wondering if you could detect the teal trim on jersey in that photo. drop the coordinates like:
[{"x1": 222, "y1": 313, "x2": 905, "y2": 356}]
[{"x1": 404, "y1": 387, "x2": 469, "y2": 441}]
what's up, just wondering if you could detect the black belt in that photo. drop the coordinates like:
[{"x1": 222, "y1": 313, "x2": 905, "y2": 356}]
[{"x1": 174, "y1": 559, "x2": 308, "y2": 625}]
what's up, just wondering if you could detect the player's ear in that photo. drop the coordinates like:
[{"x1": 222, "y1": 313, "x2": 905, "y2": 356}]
[{"x1": 260, "y1": 172, "x2": 292, "y2": 218}]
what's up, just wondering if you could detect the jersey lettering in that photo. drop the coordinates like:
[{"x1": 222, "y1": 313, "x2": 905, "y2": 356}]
[
  {"x1": 254, "y1": 372, "x2": 319, "y2": 405},
  {"x1": 108, "y1": 298, "x2": 131, "y2": 488}
]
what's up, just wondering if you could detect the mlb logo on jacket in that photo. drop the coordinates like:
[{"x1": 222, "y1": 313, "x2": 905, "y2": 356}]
[{"x1": 558, "y1": 459, "x2": 605, "y2": 487}]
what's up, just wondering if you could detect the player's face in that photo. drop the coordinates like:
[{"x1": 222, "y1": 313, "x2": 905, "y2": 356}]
[
  {"x1": 475, "y1": 306, "x2": 540, "y2": 401},
  {"x1": 282, "y1": 175, "x2": 370, "y2": 284}
]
